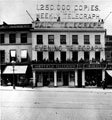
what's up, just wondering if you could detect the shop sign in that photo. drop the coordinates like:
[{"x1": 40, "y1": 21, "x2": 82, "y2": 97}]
[
  {"x1": 36, "y1": 3, "x2": 100, "y2": 21},
  {"x1": 78, "y1": 45, "x2": 104, "y2": 51},
  {"x1": 34, "y1": 21, "x2": 103, "y2": 28},
  {"x1": 34, "y1": 45, "x2": 104, "y2": 51}
]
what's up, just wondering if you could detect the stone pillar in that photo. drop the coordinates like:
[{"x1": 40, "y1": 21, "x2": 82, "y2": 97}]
[
  {"x1": 33, "y1": 71, "x2": 36, "y2": 87},
  {"x1": 75, "y1": 70, "x2": 78, "y2": 86},
  {"x1": 82, "y1": 70, "x2": 85, "y2": 87},
  {"x1": 102, "y1": 70, "x2": 105, "y2": 81},
  {"x1": 54, "y1": 71, "x2": 57, "y2": 87}
]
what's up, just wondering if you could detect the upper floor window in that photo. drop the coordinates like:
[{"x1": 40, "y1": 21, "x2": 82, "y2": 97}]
[
  {"x1": 95, "y1": 35, "x2": 100, "y2": 44},
  {"x1": 0, "y1": 50, "x2": 5, "y2": 63},
  {"x1": 21, "y1": 50, "x2": 28, "y2": 62},
  {"x1": 84, "y1": 52, "x2": 89, "y2": 61},
  {"x1": 0, "y1": 34, "x2": 5, "y2": 44},
  {"x1": 37, "y1": 35, "x2": 43, "y2": 44},
  {"x1": 60, "y1": 35, "x2": 66, "y2": 44},
  {"x1": 95, "y1": 51, "x2": 100, "y2": 62},
  {"x1": 10, "y1": 50, "x2": 16, "y2": 62},
  {"x1": 84, "y1": 35, "x2": 90, "y2": 44},
  {"x1": 9, "y1": 33, "x2": 16, "y2": 43},
  {"x1": 48, "y1": 35, "x2": 54, "y2": 44},
  {"x1": 21, "y1": 33, "x2": 27, "y2": 43},
  {"x1": 72, "y1": 35, "x2": 78, "y2": 44}
]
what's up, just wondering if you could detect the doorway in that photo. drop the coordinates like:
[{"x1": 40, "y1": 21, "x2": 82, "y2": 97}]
[{"x1": 63, "y1": 72, "x2": 68, "y2": 86}]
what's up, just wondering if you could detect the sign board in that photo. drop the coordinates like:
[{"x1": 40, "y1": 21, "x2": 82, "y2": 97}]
[
  {"x1": 34, "y1": 45, "x2": 104, "y2": 51},
  {"x1": 36, "y1": 1, "x2": 100, "y2": 21}
]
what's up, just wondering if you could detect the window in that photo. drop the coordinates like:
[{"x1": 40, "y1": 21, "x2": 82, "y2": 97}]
[
  {"x1": 72, "y1": 51, "x2": 78, "y2": 62},
  {"x1": 9, "y1": 34, "x2": 16, "y2": 43},
  {"x1": 37, "y1": 52, "x2": 43, "y2": 61},
  {"x1": 21, "y1": 33, "x2": 27, "y2": 43},
  {"x1": 10, "y1": 50, "x2": 16, "y2": 62},
  {"x1": 37, "y1": 35, "x2": 43, "y2": 44},
  {"x1": 60, "y1": 35, "x2": 66, "y2": 44},
  {"x1": 48, "y1": 35, "x2": 54, "y2": 44},
  {"x1": 21, "y1": 50, "x2": 28, "y2": 62},
  {"x1": 61, "y1": 52, "x2": 66, "y2": 62},
  {"x1": 72, "y1": 35, "x2": 78, "y2": 44},
  {"x1": 84, "y1": 35, "x2": 90, "y2": 44},
  {"x1": 0, "y1": 34, "x2": 5, "y2": 44},
  {"x1": 95, "y1": 51, "x2": 100, "y2": 62},
  {"x1": 84, "y1": 52, "x2": 89, "y2": 61},
  {"x1": 95, "y1": 35, "x2": 100, "y2": 44},
  {"x1": 49, "y1": 52, "x2": 54, "y2": 61},
  {"x1": 0, "y1": 50, "x2": 5, "y2": 63}
]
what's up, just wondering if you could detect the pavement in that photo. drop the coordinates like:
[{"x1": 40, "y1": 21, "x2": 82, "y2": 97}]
[{"x1": 0, "y1": 85, "x2": 112, "y2": 92}]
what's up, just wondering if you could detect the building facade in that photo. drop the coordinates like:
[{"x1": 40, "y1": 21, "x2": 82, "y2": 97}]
[
  {"x1": 31, "y1": 20, "x2": 106, "y2": 87},
  {"x1": 0, "y1": 23, "x2": 32, "y2": 86},
  {"x1": 1, "y1": 20, "x2": 112, "y2": 88}
]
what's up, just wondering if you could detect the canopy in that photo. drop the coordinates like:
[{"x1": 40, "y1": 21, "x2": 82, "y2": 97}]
[
  {"x1": 3, "y1": 65, "x2": 27, "y2": 74},
  {"x1": 106, "y1": 70, "x2": 112, "y2": 77}
]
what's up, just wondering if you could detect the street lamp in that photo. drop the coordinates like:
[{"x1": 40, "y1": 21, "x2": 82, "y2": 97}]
[{"x1": 11, "y1": 60, "x2": 16, "y2": 89}]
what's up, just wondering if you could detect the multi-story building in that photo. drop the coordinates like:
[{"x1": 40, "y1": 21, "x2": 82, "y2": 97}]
[
  {"x1": 1, "y1": 20, "x2": 112, "y2": 88},
  {"x1": 0, "y1": 23, "x2": 32, "y2": 86},
  {"x1": 31, "y1": 20, "x2": 106, "y2": 87}
]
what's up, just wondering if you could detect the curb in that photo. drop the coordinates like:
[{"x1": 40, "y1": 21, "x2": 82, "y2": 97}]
[{"x1": 0, "y1": 86, "x2": 112, "y2": 93}]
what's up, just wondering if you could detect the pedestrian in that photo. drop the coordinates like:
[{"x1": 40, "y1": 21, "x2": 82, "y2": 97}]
[{"x1": 102, "y1": 79, "x2": 106, "y2": 90}]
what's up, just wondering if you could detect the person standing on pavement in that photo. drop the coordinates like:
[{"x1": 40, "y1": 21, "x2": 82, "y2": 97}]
[{"x1": 102, "y1": 79, "x2": 106, "y2": 90}]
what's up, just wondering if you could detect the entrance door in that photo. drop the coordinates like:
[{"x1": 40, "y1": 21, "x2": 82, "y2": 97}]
[
  {"x1": 43, "y1": 73, "x2": 49, "y2": 86},
  {"x1": 63, "y1": 72, "x2": 68, "y2": 86},
  {"x1": 78, "y1": 70, "x2": 82, "y2": 87}
]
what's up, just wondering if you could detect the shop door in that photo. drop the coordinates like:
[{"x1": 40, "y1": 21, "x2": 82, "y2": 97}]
[
  {"x1": 78, "y1": 70, "x2": 82, "y2": 87},
  {"x1": 43, "y1": 73, "x2": 49, "y2": 86},
  {"x1": 63, "y1": 72, "x2": 68, "y2": 86}
]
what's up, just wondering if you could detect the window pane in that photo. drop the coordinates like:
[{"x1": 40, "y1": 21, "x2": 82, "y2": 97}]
[
  {"x1": 37, "y1": 35, "x2": 43, "y2": 44},
  {"x1": 37, "y1": 52, "x2": 43, "y2": 61},
  {"x1": 21, "y1": 33, "x2": 27, "y2": 43},
  {"x1": 72, "y1": 35, "x2": 78, "y2": 44},
  {"x1": 84, "y1": 52, "x2": 89, "y2": 61},
  {"x1": 49, "y1": 52, "x2": 54, "y2": 61},
  {"x1": 95, "y1": 52, "x2": 100, "y2": 61},
  {"x1": 72, "y1": 51, "x2": 78, "y2": 62},
  {"x1": 84, "y1": 35, "x2": 89, "y2": 44},
  {"x1": 9, "y1": 34, "x2": 16, "y2": 43},
  {"x1": 60, "y1": 35, "x2": 66, "y2": 44},
  {"x1": 0, "y1": 34, "x2": 5, "y2": 43},
  {"x1": 95, "y1": 35, "x2": 100, "y2": 44},
  {"x1": 48, "y1": 35, "x2": 54, "y2": 44},
  {"x1": 0, "y1": 50, "x2": 5, "y2": 63}
]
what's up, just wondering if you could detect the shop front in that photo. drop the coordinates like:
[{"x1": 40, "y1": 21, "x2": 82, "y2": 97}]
[
  {"x1": 32, "y1": 63, "x2": 106, "y2": 88},
  {"x1": 2, "y1": 64, "x2": 32, "y2": 86}
]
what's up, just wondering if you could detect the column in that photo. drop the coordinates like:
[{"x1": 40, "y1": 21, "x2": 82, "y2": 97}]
[
  {"x1": 33, "y1": 71, "x2": 36, "y2": 87},
  {"x1": 102, "y1": 70, "x2": 105, "y2": 81},
  {"x1": 82, "y1": 70, "x2": 85, "y2": 87},
  {"x1": 75, "y1": 70, "x2": 78, "y2": 86},
  {"x1": 54, "y1": 71, "x2": 57, "y2": 87}
]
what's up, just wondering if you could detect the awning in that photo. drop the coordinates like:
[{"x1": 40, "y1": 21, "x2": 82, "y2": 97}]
[
  {"x1": 3, "y1": 65, "x2": 27, "y2": 74},
  {"x1": 106, "y1": 70, "x2": 112, "y2": 77}
]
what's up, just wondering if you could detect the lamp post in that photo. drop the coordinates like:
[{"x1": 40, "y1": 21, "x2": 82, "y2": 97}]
[{"x1": 11, "y1": 60, "x2": 16, "y2": 89}]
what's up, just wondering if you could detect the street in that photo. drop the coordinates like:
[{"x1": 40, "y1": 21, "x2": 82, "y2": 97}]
[{"x1": 0, "y1": 88, "x2": 112, "y2": 120}]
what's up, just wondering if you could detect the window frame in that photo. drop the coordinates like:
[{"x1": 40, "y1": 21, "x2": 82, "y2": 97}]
[
  {"x1": 37, "y1": 35, "x2": 43, "y2": 44},
  {"x1": 95, "y1": 35, "x2": 101, "y2": 44},
  {"x1": 0, "y1": 34, "x2": 5, "y2": 44},
  {"x1": 84, "y1": 35, "x2": 90, "y2": 44},
  {"x1": 21, "y1": 33, "x2": 27, "y2": 43},
  {"x1": 72, "y1": 35, "x2": 78, "y2": 44},
  {"x1": 60, "y1": 35, "x2": 66, "y2": 44},
  {"x1": 9, "y1": 33, "x2": 16, "y2": 43},
  {"x1": 48, "y1": 35, "x2": 54, "y2": 44}
]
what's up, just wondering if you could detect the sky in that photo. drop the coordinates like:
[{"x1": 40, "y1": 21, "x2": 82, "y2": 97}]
[{"x1": 0, "y1": 0, "x2": 112, "y2": 34}]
